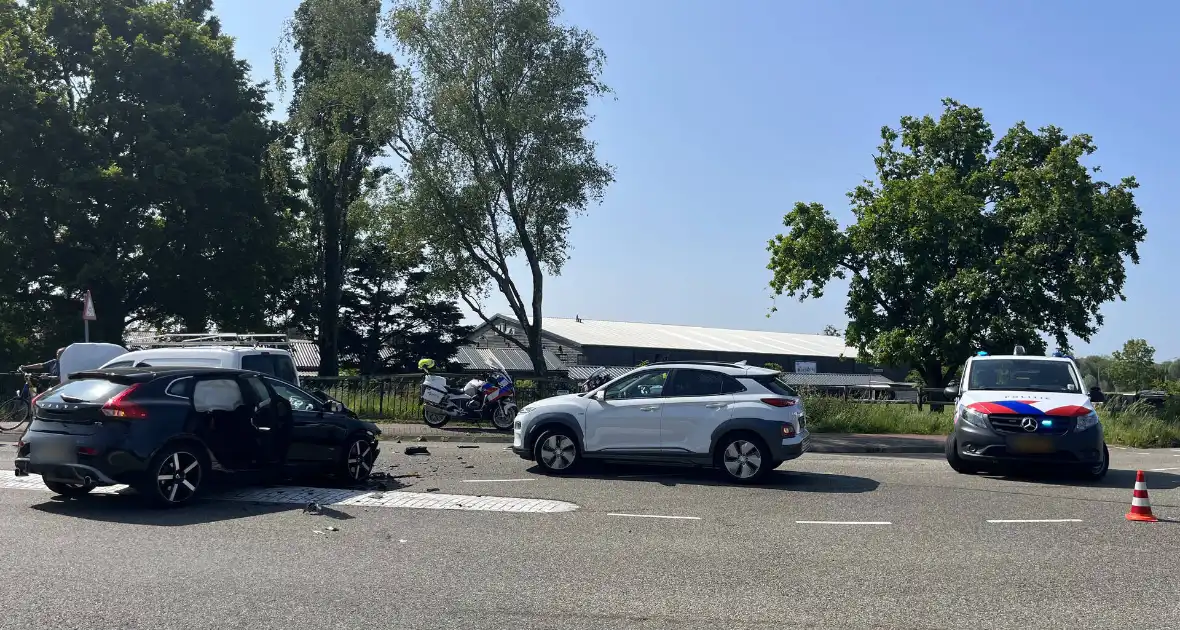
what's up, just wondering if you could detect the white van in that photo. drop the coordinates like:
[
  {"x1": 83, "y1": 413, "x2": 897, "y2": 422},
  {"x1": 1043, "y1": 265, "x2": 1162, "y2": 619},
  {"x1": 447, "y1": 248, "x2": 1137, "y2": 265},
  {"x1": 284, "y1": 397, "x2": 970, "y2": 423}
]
[{"x1": 98, "y1": 347, "x2": 302, "y2": 386}]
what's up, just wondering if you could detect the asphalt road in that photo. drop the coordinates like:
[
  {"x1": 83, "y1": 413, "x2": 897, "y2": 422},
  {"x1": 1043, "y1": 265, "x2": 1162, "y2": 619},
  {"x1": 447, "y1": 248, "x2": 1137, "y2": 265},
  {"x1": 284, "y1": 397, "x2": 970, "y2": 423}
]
[{"x1": 1, "y1": 442, "x2": 1178, "y2": 630}]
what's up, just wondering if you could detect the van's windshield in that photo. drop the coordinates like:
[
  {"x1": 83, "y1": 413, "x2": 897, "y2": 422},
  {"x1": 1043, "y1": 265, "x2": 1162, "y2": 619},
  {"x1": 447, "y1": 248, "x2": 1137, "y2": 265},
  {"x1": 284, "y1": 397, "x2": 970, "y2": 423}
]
[{"x1": 967, "y1": 359, "x2": 1081, "y2": 393}]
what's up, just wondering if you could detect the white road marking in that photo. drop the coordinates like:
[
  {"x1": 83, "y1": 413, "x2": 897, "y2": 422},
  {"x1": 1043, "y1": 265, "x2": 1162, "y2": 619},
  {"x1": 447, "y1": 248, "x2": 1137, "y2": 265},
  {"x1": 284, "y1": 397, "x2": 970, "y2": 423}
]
[
  {"x1": 1149, "y1": 467, "x2": 1180, "y2": 472},
  {"x1": 795, "y1": 520, "x2": 892, "y2": 525},
  {"x1": 608, "y1": 513, "x2": 701, "y2": 520},
  {"x1": 986, "y1": 519, "x2": 1082, "y2": 523},
  {"x1": 460, "y1": 478, "x2": 535, "y2": 483},
  {"x1": 0, "y1": 471, "x2": 578, "y2": 513}
]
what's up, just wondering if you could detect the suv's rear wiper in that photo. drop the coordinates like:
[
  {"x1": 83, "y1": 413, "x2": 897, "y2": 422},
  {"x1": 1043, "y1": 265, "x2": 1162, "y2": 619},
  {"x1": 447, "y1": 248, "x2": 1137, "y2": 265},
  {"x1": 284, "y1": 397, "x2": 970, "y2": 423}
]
[{"x1": 59, "y1": 395, "x2": 86, "y2": 403}]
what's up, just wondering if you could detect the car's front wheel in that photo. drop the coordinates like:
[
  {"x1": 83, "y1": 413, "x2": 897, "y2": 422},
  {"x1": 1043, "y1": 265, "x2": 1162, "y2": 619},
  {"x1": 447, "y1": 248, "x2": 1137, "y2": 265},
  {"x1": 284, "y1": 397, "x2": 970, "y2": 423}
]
[
  {"x1": 1079, "y1": 444, "x2": 1109, "y2": 482},
  {"x1": 945, "y1": 437, "x2": 978, "y2": 475},
  {"x1": 341, "y1": 436, "x2": 377, "y2": 483},
  {"x1": 43, "y1": 480, "x2": 96, "y2": 497},
  {"x1": 715, "y1": 433, "x2": 771, "y2": 484},
  {"x1": 141, "y1": 444, "x2": 208, "y2": 508},
  {"x1": 533, "y1": 429, "x2": 579, "y2": 474}
]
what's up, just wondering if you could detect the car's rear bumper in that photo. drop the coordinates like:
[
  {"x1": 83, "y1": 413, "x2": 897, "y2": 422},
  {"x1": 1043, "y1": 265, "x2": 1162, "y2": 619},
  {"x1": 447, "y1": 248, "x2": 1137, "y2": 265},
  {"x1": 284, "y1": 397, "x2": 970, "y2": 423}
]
[
  {"x1": 770, "y1": 430, "x2": 811, "y2": 462},
  {"x1": 14, "y1": 457, "x2": 121, "y2": 485},
  {"x1": 16, "y1": 425, "x2": 152, "y2": 485},
  {"x1": 952, "y1": 423, "x2": 1104, "y2": 465}
]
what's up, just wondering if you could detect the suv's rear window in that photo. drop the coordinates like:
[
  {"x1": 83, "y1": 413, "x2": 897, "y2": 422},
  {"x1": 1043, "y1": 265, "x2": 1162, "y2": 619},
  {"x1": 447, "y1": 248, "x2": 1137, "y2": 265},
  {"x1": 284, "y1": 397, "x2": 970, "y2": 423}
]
[
  {"x1": 40, "y1": 379, "x2": 129, "y2": 403},
  {"x1": 750, "y1": 374, "x2": 798, "y2": 396}
]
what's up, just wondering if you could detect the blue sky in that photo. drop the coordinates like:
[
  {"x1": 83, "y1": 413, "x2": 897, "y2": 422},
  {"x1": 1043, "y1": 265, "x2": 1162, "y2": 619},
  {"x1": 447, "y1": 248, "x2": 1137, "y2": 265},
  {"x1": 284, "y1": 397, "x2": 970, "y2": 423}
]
[{"x1": 215, "y1": 0, "x2": 1180, "y2": 359}]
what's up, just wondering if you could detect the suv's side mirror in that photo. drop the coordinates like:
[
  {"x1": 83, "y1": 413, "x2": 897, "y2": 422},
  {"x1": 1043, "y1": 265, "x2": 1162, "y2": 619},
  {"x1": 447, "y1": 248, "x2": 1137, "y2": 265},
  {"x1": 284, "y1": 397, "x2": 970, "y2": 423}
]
[
  {"x1": 327, "y1": 400, "x2": 344, "y2": 414},
  {"x1": 1089, "y1": 387, "x2": 1106, "y2": 403},
  {"x1": 943, "y1": 385, "x2": 960, "y2": 400},
  {"x1": 594, "y1": 390, "x2": 605, "y2": 402}
]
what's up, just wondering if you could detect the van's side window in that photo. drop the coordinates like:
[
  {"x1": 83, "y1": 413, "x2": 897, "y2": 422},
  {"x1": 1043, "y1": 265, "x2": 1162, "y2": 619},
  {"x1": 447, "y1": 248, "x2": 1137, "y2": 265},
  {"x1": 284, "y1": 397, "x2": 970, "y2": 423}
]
[{"x1": 274, "y1": 356, "x2": 298, "y2": 384}]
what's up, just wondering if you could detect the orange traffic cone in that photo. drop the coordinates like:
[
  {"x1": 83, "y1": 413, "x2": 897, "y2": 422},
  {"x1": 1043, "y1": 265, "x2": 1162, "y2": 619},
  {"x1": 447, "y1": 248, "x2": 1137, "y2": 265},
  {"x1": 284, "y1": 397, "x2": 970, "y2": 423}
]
[{"x1": 1126, "y1": 470, "x2": 1159, "y2": 522}]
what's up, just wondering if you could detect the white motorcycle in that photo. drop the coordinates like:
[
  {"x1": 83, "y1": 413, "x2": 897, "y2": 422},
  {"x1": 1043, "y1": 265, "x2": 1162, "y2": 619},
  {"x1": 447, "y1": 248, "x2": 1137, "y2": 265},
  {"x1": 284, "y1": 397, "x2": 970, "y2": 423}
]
[{"x1": 419, "y1": 358, "x2": 518, "y2": 432}]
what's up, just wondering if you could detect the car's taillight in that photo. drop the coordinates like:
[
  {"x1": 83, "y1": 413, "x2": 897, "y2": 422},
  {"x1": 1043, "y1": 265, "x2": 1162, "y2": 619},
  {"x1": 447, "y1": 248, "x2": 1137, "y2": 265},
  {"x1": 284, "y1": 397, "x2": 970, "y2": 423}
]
[
  {"x1": 30, "y1": 391, "x2": 44, "y2": 406},
  {"x1": 781, "y1": 423, "x2": 796, "y2": 438},
  {"x1": 102, "y1": 384, "x2": 148, "y2": 419},
  {"x1": 761, "y1": 397, "x2": 797, "y2": 408}
]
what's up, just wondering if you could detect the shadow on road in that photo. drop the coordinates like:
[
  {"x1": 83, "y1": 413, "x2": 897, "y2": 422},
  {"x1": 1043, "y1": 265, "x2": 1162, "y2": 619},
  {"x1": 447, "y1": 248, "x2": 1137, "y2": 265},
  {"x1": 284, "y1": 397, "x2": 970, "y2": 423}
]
[
  {"x1": 528, "y1": 462, "x2": 880, "y2": 494},
  {"x1": 29, "y1": 489, "x2": 293, "y2": 526},
  {"x1": 980, "y1": 467, "x2": 1180, "y2": 491}
]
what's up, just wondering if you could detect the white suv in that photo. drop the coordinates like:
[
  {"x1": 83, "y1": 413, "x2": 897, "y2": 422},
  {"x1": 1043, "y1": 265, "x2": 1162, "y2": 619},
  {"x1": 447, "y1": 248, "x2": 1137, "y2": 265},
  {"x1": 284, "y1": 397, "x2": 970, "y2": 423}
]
[{"x1": 512, "y1": 362, "x2": 810, "y2": 483}]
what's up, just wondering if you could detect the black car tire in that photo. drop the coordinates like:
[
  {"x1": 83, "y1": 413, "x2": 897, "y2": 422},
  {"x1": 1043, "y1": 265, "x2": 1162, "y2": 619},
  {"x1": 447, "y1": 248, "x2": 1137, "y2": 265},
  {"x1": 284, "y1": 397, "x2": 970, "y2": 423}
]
[
  {"x1": 43, "y1": 480, "x2": 96, "y2": 497},
  {"x1": 139, "y1": 443, "x2": 210, "y2": 508},
  {"x1": 945, "y1": 437, "x2": 978, "y2": 475},
  {"x1": 1079, "y1": 444, "x2": 1110, "y2": 482},
  {"x1": 533, "y1": 428, "x2": 579, "y2": 475},
  {"x1": 715, "y1": 432, "x2": 772, "y2": 484},
  {"x1": 340, "y1": 435, "x2": 377, "y2": 483}
]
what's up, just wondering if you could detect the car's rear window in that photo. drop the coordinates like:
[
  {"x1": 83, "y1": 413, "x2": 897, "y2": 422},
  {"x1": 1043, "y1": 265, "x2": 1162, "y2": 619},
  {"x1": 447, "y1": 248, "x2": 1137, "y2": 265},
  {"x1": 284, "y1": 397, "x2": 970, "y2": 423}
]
[
  {"x1": 40, "y1": 379, "x2": 129, "y2": 403},
  {"x1": 750, "y1": 374, "x2": 798, "y2": 396}
]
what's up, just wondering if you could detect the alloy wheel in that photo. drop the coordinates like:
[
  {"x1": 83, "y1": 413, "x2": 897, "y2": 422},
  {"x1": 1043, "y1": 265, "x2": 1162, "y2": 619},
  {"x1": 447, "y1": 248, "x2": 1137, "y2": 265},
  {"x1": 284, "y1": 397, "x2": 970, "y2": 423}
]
[
  {"x1": 347, "y1": 440, "x2": 375, "y2": 480},
  {"x1": 722, "y1": 440, "x2": 762, "y2": 479},
  {"x1": 539, "y1": 434, "x2": 576, "y2": 470},
  {"x1": 156, "y1": 451, "x2": 201, "y2": 504}
]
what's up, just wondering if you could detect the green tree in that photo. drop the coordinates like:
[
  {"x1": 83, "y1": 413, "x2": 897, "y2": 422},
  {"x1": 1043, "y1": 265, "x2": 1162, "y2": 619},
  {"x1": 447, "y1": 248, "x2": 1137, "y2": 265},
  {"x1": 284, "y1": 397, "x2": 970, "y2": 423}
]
[
  {"x1": 274, "y1": 0, "x2": 395, "y2": 376},
  {"x1": 821, "y1": 325, "x2": 841, "y2": 337},
  {"x1": 1109, "y1": 339, "x2": 1156, "y2": 392},
  {"x1": 766, "y1": 99, "x2": 1146, "y2": 386},
  {"x1": 0, "y1": 0, "x2": 287, "y2": 356},
  {"x1": 385, "y1": 0, "x2": 613, "y2": 374}
]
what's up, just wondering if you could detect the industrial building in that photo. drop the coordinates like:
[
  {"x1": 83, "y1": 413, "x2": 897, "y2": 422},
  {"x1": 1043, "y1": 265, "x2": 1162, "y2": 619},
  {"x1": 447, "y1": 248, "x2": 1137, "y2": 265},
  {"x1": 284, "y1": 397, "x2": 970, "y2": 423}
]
[{"x1": 458, "y1": 314, "x2": 908, "y2": 385}]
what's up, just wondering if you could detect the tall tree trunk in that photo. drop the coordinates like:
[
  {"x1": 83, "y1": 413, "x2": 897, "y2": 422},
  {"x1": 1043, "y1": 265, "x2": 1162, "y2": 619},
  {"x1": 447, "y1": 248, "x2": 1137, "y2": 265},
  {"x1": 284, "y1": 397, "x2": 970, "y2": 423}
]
[
  {"x1": 318, "y1": 201, "x2": 342, "y2": 377},
  {"x1": 526, "y1": 322, "x2": 546, "y2": 376}
]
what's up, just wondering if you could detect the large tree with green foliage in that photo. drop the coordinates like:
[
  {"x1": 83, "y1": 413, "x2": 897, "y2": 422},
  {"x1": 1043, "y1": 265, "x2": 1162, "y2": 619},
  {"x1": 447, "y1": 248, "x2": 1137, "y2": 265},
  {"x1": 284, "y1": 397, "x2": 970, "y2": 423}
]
[
  {"x1": 1109, "y1": 339, "x2": 1156, "y2": 392},
  {"x1": 0, "y1": 0, "x2": 285, "y2": 357},
  {"x1": 384, "y1": 0, "x2": 613, "y2": 374},
  {"x1": 767, "y1": 99, "x2": 1146, "y2": 386},
  {"x1": 275, "y1": 0, "x2": 395, "y2": 376}
]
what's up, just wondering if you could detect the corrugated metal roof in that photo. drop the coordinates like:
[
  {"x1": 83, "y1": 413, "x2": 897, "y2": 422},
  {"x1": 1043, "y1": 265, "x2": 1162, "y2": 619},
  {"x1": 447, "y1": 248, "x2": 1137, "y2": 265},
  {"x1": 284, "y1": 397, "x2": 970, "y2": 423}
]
[
  {"x1": 497, "y1": 316, "x2": 858, "y2": 359},
  {"x1": 566, "y1": 365, "x2": 636, "y2": 381},
  {"x1": 777, "y1": 372, "x2": 900, "y2": 387},
  {"x1": 289, "y1": 340, "x2": 321, "y2": 370},
  {"x1": 454, "y1": 346, "x2": 565, "y2": 372}
]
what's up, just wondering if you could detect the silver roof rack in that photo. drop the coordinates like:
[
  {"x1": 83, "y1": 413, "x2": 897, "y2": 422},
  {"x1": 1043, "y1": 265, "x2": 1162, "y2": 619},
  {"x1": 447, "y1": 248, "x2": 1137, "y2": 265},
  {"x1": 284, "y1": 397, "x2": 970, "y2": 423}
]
[{"x1": 125, "y1": 332, "x2": 294, "y2": 350}]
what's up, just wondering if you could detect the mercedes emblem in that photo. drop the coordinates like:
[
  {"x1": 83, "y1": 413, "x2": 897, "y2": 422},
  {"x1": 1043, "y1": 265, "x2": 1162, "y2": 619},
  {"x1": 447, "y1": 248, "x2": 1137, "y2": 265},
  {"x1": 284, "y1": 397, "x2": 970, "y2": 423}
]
[{"x1": 1021, "y1": 417, "x2": 1038, "y2": 432}]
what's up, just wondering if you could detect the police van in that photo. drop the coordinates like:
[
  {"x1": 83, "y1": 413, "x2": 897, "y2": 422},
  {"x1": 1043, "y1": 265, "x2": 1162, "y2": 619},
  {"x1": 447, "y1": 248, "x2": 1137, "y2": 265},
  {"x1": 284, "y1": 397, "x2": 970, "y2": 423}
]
[{"x1": 944, "y1": 346, "x2": 1108, "y2": 480}]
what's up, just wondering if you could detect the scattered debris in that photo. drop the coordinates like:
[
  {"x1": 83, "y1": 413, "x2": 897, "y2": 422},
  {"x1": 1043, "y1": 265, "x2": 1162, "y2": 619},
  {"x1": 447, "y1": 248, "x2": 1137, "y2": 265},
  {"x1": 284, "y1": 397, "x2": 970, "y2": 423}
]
[
  {"x1": 313, "y1": 530, "x2": 325, "y2": 535},
  {"x1": 399, "y1": 539, "x2": 407, "y2": 544},
  {"x1": 371, "y1": 492, "x2": 385, "y2": 500},
  {"x1": 457, "y1": 445, "x2": 479, "y2": 449},
  {"x1": 415, "y1": 436, "x2": 426, "y2": 442},
  {"x1": 426, "y1": 487, "x2": 440, "y2": 492},
  {"x1": 464, "y1": 465, "x2": 475, "y2": 469},
  {"x1": 304, "y1": 502, "x2": 322, "y2": 515},
  {"x1": 326, "y1": 526, "x2": 339, "y2": 532},
  {"x1": 370, "y1": 471, "x2": 391, "y2": 480},
  {"x1": 393, "y1": 472, "x2": 420, "y2": 479},
  {"x1": 404, "y1": 446, "x2": 430, "y2": 455}
]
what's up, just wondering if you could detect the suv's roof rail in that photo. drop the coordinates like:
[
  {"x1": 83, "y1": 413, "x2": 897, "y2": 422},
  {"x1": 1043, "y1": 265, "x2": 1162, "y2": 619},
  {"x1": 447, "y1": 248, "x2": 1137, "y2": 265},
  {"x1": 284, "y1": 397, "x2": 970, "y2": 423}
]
[
  {"x1": 642, "y1": 360, "x2": 754, "y2": 369},
  {"x1": 125, "y1": 332, "x2": 294, "y2": 350}
]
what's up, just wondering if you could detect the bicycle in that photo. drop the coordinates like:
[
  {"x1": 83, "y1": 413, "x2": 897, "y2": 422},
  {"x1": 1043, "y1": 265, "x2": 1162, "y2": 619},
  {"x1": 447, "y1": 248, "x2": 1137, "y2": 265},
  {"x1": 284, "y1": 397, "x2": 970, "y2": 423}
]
[{"x1": 0, "y1": 371, "x2": 38, "y2": 432}]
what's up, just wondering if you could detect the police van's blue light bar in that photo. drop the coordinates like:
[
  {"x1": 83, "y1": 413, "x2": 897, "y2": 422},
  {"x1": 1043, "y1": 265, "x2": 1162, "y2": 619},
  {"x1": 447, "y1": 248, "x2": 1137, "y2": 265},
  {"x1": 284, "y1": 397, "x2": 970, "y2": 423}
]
[{"x1": 976, "y1": 351, "x2": 988, "y2": 356}]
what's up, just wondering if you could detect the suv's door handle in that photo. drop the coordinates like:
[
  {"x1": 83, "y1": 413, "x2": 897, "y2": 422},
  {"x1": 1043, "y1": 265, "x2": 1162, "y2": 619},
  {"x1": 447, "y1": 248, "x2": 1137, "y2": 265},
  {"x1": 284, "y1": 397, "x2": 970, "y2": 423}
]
[
  {"x1": 704, "y1": 402, "x2": 727, "y2": 409},
  {"x1": 638, "y1": 405, "x2": 660, "y2": 412}
]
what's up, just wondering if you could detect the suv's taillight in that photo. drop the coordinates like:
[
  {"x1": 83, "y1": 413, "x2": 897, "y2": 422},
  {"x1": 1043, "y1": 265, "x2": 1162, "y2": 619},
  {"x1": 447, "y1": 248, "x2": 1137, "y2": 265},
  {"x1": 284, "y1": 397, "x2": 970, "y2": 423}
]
[
  {"x1": 761, "y1": 397, "x2": 797, "y2": 408},
  {"x1": 102, "y1": 384, "x2": 148, "y2": 419}
]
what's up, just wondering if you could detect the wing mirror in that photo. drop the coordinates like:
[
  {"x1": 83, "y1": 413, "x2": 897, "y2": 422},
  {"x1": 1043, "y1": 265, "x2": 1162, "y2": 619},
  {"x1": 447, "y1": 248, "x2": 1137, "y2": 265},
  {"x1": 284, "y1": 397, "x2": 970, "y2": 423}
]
[
  {"x1": 594, "y1": 390, "x2": 605, "y2": 402},
  {"x1": 327, "y1": 400, "x2": 344, "y2": 414},
  {"x1": 1089, "y1": 387, "x2": 1106, "y2": 403},
  {"x1": 943, "y1": 385, "x2": 960, "y2": 400}
]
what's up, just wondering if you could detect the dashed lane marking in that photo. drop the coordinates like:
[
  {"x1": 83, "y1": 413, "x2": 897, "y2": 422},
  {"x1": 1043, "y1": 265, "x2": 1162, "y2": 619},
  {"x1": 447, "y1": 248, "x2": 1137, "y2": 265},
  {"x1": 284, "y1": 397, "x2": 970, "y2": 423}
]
[
  {"x1": 795, "y1": 520, "x2": 892, "y2": 525},
  {"x1": 987, "y1": 519, "x2": 1082, "y2": 523},
  {"x1": 608, "y1": 513, "x2": 701, "y2": 520},
  {"x1": 460, "y1": 478, "x2": 535, "y2": 483},
  {"x1": 0, "y1": 471, "x2": 578, "y2": 513}
]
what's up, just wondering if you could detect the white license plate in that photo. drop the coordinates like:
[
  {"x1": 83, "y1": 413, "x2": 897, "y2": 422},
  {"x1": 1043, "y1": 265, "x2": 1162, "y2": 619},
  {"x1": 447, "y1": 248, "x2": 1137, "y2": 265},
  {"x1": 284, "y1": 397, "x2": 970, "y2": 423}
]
[
  {"x1": 30, "y1": 438, "x2": 77, "y2": 465},
  {"x1": 423, "y1": 389, "x2": 444, "y2": 404}
]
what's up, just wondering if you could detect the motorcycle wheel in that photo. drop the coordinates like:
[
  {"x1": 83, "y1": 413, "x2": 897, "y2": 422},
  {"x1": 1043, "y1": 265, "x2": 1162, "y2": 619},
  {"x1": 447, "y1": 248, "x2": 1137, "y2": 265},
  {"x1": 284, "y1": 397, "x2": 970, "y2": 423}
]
[
  {"x1": 422, "y1": 407, "x2": 449, "y2": 428},
  {"x1": 491, "y1": 404, "x2": 517, "y2": 431}
]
